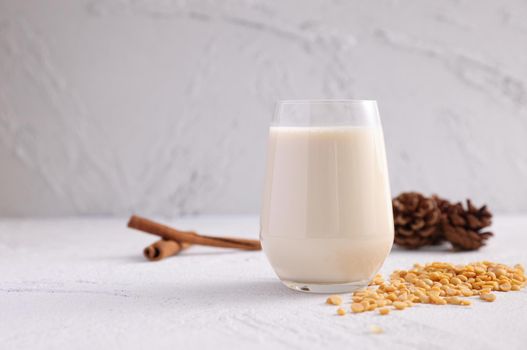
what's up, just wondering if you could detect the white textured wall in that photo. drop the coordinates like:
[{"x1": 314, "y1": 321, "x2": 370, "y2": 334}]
[{"x1": 1, "y1": 0, "x2": 526, "y2": 217}]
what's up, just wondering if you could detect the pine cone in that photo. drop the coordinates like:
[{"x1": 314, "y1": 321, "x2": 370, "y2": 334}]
[
  {"x1": 431, "y1": 194, "x2": 451, "y2": 242},
  {"x1": 393, "y1": 192, "x2": 442, "y2": 249},
  {"x1": 432, "y1": 195, "x2": 451, "y2": 213},
  {"x1": 440, "y1": 199, "x2": 493, "y2": 251}
]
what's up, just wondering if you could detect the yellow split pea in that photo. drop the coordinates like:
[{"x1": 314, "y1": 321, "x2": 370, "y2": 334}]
[
  {"x1": 326, "y1": 261, "x2": 526, "y2": 316},
  {"x1": 326, "y1": 295, "x2": 342, "y2": 305}
]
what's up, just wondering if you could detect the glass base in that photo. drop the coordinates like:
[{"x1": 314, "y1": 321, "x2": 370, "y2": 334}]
[{"x1": 281, "y1": 279, "x2": 369, "y2": 294}]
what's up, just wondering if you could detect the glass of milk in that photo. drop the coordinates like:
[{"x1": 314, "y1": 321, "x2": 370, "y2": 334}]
[{"x1": 260, "y1": 100, "x2": 394, "y2": 293}]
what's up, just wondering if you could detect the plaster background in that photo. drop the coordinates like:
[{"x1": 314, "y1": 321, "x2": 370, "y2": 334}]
[{"x1": 1, "y1": 0, "x2": 526, "y2": 216}]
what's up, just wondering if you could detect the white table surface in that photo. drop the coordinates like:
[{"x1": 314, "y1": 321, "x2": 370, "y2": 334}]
[{"x1": 1, "y1": 215, "x2": 526, "y2": 350}]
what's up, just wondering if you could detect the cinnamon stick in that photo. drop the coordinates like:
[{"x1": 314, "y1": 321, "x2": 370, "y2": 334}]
[
  {"x1": 128, "y1": 215, "x2": 262, "y2": 251},
  {"x1": 143, "y1": 239, "x2": 192, "y2": 261}
]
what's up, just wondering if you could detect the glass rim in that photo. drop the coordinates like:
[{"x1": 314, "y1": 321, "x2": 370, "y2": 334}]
[{"x1": 273, "y1": 99, "x2": 381, "y2": 127}]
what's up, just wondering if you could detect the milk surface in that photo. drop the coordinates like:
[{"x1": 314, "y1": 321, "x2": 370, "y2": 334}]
[{"x1": 260, "y1": 126, "x2": 393, "y2": 283}]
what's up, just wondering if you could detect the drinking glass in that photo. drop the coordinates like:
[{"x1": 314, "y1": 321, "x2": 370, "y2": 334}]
[{"x1": 260, "y1": 99, "x2": 393, "y2": 293}]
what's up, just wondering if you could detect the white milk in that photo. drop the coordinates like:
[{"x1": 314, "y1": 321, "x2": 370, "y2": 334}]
[{"x1": 260, "y1": 126, "x2": 393, "y2": 284}]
